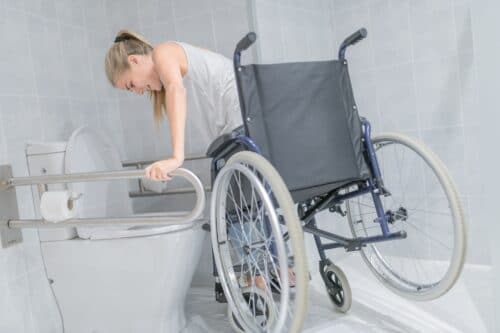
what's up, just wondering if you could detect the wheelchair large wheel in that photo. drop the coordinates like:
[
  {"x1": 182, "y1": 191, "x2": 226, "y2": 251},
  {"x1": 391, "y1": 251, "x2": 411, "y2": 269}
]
[
  {"x1": 346, "y1": 132, "x2": 467, "y2": 301},
  {"x1": 211, "y1": 151, "x2": 308, "y2": 333}
]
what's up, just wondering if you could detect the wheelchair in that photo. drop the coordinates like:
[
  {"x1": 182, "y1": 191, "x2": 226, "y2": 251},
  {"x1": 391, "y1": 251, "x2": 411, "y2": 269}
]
[{"x1": 206, "y1": 29, "x2": 467, "y2": 333}]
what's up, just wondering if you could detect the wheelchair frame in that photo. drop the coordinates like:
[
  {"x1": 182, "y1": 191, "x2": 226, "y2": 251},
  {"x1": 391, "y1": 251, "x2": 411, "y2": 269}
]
[{"x1": 210, "y1": 29, "x2": 407, "y2": 262}]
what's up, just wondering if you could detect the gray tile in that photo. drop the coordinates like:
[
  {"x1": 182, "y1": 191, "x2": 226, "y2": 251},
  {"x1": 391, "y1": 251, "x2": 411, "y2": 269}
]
[
  {"x1": 138, "y1": 0, "x2": 174, "y2": 27},
  {"x1": 61, "y1": 26, "x2": 95, "y2": 100},
  {"x1": 304, "y1": 10, "x2": 335, "y2": 62},
  {"x1": 39, "y1": 97, "x2": 73, "y2": 141},
  {"x1": 410, "y1": 0, "x2": 457, "y2": 62},
  {"x1": 213, "y1": 4, "x2": 250, "y2": 59},
  {"x1": 463, "y1": 125, "x2": 483, "y2": 196},
  {"x1": 83, "y1": 0, "x2": 107, "y2": 30},
  {"x1": 0, "y1": 96, "x2": 43, "y2": 143},
  {"x1": 97, "y1": 99, "x2": 126, "y2": 158},
  {"x1": 332, "y1": 0, "x2": 369, "y2": 13},
  {"x1": 374, "y1": 64, "x2": 418, "y2": 132},
  {"x1": 119, "y1": 97, "x2": 157, "y2": 160},
  {"x1": 140, "y1": 22, "x2": 177, "y2": 46},
  {"x1": 280, "y1": 7, "x2": 310, "y2": 61},
  {"x1": 254, "y1": 1, "x2": 284, "y2": 63},
  {"x1": 153, "y1": 119, "x2": 172, "y2": 158},
  {"x1": 56, "y1": 0, "x2": 85, "y2": 27},
  {"x1": 369, "y1": 1, "x2": 412, "y2": 68},
  {"x1": 91, "y1": 50, "x2": 118, "y2": 100},
  {"x1": 172, "y1": 0, "x2": 212, "y2": 19},
  {"x1": 174, "y1": 12, "x2": 216, "y2": 51},
  {"x1": 28, "y1": 15, "x2": 68, "y2": 97},
  {"x1": 414, "y1": 57, "x2": 461, "y2": 128},
  {"x1": 70, "y1": 99, "x2": 100, "y2": 130},
  {"x1": 104, "y1": 0, "x2": 141, "y2": 37},
  {"x1": 24, "y1": 0, "x2": 57, "y2": 19},
  {"x1": 0, "y1": 10, "x2": 36, "y2": 96},
  {"x1": 454, "y1": 2, "x2": 473, "y2": 52}
]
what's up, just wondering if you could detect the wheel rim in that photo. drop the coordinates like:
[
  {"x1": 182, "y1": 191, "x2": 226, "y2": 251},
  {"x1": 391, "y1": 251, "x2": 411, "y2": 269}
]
[
  {"x1": 347, "y1": 134, "x2": 465, "y2": 299},
  {"x1": 212, "y1": 162, "x2": 290, "y2": 332},
  {"x1": 326, "y1": 271, "x2": 344, "y2": 306}
]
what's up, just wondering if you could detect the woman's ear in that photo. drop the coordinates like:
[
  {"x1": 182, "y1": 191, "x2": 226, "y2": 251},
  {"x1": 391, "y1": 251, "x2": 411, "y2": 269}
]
[{"x1": 128, "y1": 55, "x2": 139, "y2": 65}]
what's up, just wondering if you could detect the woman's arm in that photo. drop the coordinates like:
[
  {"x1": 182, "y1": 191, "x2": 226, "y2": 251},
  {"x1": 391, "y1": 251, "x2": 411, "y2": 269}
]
[{"x1": 145, "y1": 43, "x2": 187, "y2": 181}]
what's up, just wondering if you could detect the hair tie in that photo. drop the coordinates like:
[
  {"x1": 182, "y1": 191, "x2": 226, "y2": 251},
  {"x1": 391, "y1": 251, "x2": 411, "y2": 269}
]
[{"x1": 114, "y1": 36, "x2": 129, "y2": 43}]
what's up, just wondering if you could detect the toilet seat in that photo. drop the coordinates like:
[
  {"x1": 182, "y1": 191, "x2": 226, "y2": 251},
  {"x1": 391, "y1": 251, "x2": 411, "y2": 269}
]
[
  {"x1": 81, "y1": 211, "x2": 204, "y2": 240},
  {"x1": 64, "y1": 126, "x2": 202, "y2": 240}
]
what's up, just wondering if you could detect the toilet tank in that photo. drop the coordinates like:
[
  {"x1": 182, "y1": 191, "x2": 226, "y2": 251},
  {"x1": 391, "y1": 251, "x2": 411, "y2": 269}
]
[{"x1": 25, "y1": 141, "x2": 78, "y2": 241}]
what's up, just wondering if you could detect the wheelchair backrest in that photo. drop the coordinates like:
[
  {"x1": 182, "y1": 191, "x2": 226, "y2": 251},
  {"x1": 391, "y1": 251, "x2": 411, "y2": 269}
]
[{"x1": 236, "y1": 59, "x2": 371, "y2": 201}]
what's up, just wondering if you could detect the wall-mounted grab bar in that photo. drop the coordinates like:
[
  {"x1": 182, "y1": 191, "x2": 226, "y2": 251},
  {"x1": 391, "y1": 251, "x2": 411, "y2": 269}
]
[{"x1": 0, "y1": 166, "x2": 206, "y2": 247}]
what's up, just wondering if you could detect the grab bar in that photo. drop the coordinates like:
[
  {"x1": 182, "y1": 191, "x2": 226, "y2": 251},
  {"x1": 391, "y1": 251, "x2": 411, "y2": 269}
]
[
  {"x1": 0, "y1": 167, "x2": 205, "y2": 230},
  {"x1": 121, "y1": 155, "x2": 211, "y2": 196}
]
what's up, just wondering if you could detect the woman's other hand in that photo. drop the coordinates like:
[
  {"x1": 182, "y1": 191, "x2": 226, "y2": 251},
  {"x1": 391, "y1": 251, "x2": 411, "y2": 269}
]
[{"x1": 144, "y1": 157, "x2": 183, "y2": 181}]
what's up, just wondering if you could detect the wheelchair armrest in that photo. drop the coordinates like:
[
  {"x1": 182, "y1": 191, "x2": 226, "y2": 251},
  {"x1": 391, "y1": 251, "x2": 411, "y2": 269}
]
[{"x1": 205, "y1": 125, "x2": 245, "y2": 158}]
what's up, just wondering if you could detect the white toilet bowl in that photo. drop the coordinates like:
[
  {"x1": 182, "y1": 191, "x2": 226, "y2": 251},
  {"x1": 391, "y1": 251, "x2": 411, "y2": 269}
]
[{"x1": 26, "y1": 126, "x2": 206, "y2": 333}]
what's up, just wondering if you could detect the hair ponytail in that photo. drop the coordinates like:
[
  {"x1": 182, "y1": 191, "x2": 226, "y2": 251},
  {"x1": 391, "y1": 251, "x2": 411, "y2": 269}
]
[{"x1": 105, "y1": 29, "x2": 167, "y2": 126}]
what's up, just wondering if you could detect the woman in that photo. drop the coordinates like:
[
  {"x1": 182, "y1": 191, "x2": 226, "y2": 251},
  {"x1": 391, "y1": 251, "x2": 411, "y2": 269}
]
[
  {"x1": 104, "y1": 30, "x2": 295, "y2": 289},
  {"x1": 104, "y1": 30, "x2": 243, "y2": 180}
]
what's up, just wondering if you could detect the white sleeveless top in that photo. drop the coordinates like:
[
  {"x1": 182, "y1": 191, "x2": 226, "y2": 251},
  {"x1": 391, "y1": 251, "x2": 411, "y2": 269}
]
[{"x1": 173, "y1": 41, "x2": 243, "y2": 154}]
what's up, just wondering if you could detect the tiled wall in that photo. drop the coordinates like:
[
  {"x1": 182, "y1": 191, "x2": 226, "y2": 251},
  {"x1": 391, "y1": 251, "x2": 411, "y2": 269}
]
[{"x1": 0, "y1": 0, "x2": 251, "y2": 331}]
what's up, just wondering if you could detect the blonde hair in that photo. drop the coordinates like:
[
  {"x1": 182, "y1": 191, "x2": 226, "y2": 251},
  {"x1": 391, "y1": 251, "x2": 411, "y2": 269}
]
[{"x1": 105, "y1": 29, "x2": 166, "y2": 125}]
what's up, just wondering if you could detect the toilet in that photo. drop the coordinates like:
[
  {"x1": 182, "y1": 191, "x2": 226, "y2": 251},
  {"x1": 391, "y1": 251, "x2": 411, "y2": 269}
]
[{"x1": 25, "y1": 126, "x2": 206, "y2": 333}]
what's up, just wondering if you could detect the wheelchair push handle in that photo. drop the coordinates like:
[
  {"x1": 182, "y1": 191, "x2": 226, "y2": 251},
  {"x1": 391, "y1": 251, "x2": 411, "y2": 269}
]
[
  {"x1": 338, "y1": 28, "x2": 367, "y2": 60},
  {"x1": 236, "y1": 32, "x2": 257, "y2": 53}
]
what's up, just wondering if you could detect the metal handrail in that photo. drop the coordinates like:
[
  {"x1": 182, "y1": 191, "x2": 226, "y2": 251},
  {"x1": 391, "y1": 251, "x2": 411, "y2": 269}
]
[
  {"x1": 1, "y1": 168, "x2": 206, "y2": 230},
  {"x1": 121, "y1": 154, "x2": 208, "y2": 168}
]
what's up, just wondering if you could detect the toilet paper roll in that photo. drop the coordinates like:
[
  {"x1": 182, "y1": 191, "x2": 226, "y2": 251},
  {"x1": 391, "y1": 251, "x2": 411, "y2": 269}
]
[
  {"x1": 141, "y1": 177, "x2": 168, "y2": 193},
  {"x1": 40, "y1": 191, "x2": 79, "y2": 223}
]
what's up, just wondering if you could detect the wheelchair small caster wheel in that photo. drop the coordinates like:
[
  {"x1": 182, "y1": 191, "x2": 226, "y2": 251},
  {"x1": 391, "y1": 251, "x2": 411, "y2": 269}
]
[
  {"x1": 321, "y1": 263, "x2": 352, "y2": 313},
  {"x1": 227, "y1": 287, "x2": 276, "y2": 332},
  {"x1": 215, "y1": 281, "x2": 227, "y2": 303}
]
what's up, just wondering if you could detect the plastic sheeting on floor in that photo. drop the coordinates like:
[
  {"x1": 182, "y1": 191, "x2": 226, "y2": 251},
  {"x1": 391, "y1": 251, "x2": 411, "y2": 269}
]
[{"x1": 184, "y1": 255, "x2": 490, "y2": 332}]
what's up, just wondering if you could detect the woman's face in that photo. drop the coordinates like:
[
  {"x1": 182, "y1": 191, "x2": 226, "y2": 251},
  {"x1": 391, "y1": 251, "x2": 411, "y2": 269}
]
[{"x1": 115, "y1": 54, "x2": 162, "y2": 95}]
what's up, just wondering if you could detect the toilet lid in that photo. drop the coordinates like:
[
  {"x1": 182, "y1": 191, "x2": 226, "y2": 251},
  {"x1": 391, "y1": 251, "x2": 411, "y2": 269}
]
[{"x1": 64, "y1": 126, "x2": 200, "y2": 240}]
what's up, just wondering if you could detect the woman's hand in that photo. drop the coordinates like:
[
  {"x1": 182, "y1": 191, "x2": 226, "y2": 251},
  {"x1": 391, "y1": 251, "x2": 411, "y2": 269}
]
[{"x1": 144, "y1": 157, "x2": 183, "y2": 181}]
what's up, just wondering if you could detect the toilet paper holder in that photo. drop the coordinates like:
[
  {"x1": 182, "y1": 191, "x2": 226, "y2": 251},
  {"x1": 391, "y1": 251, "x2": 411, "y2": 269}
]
[
  {"x1": 67, "y1": 192, "x2": 82, "y2": 210},
  {"x1": 0, "y1": 165, "x2": 206, "y2": 248}
]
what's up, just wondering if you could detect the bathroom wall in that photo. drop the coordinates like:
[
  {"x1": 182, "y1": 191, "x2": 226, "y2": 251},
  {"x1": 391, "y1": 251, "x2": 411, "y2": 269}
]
[
  {"x1": 0, "y1": 0, "x2": 492, "y2": 331},
  {"x1": 470, "y1": 1, "x2": 500, "y2": 330},
  {"x1": 0, "y1": 0, "x2": 252, "y2": 331}
]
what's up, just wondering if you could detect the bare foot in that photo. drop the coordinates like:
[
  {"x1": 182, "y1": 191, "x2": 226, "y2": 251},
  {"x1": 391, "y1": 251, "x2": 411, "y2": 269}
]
[{"x1": 247, "y1": 268, "x2": 296, "y2": 291}]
